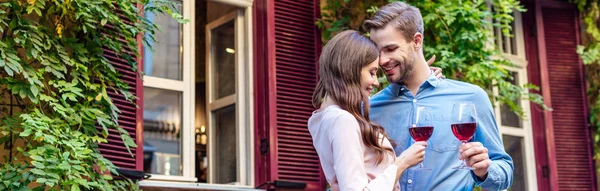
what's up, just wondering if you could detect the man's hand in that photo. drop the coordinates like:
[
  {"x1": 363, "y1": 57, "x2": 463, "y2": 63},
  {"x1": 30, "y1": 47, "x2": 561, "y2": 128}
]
[
  {"x1": 459, "y1": 142, "x2": 490, "y2": 180},
  {"x1": 427, "y1": 55, "x2": 444, "y2": 79}
]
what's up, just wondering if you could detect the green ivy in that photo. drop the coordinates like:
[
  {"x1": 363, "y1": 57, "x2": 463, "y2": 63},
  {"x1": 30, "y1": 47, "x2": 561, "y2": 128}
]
[
  {"x1": 573, "y1": 0, "x2": 600, "y2": 173},
  {"x1": 0, "y1": 0, "x2": 185, "y2": 190},
  {"x1": 318, "y1": 0, "x2": 548, "y2": 118}
]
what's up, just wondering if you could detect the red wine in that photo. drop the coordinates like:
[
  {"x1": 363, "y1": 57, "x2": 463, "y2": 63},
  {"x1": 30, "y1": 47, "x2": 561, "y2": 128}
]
[
  {"x1": 451, "y1": 122, "x2": 477, "y2": 141},
  {"x1": 409, "y1": 126, "x2": 434, "y2": 141}
]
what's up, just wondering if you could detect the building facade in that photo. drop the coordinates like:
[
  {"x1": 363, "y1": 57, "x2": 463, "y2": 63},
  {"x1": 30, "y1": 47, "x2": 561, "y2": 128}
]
[{"x1": 100, "y1": 0, "x2": 596, "y2": 190}]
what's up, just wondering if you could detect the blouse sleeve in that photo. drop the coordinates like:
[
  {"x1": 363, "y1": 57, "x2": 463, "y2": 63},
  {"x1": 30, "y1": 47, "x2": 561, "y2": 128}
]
[{"x1": 329, "y1": 113, "x2": 398, "y2": 191}]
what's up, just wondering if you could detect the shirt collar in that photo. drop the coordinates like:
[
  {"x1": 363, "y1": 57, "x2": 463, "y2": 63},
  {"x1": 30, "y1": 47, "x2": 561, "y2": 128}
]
[{"x1": 389, "y1": 71, "x2": 440, "y2": 96}]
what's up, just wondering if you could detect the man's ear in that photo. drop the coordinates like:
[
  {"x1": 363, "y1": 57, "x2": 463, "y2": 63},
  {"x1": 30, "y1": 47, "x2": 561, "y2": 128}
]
[{"x1": 413, "y1": 32, "x2": 423, "y2": 51}]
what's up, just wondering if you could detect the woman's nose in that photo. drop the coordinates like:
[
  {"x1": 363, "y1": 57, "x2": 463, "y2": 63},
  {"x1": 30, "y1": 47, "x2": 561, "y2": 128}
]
[{"x1": 373, "y1": 77, "x2": 380, "y2": 87}]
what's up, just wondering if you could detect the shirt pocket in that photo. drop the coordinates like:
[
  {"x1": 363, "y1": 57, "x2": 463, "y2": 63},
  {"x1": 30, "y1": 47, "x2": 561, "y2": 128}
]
[{"x1": 426, "y1": 123, "x2": 461, "y2": 152}]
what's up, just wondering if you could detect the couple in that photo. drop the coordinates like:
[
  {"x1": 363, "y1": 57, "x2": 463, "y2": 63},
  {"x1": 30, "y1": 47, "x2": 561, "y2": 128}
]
[{"x1": 308, "y1": 2, "x2": 513, "y2": 191}]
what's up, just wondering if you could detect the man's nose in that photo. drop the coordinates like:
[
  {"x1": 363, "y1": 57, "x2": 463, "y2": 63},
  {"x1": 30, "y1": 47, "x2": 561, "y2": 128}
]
[{"x1": 379, "y1": 54, "x2": 390, "y2": 66}]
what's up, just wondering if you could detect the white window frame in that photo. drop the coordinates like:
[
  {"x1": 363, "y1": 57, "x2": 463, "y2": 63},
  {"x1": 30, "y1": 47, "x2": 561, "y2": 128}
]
[
  {"x1": 490, "y1": 10, "x2": 539, "y2": 191},
  {"x1": 142, "y1": 0, "x2": 196, "y2": 182},
  {"x1": 140, "y1": 0, "x2": 255, "y2": 189},
  {"x1": 205, "y1": 8, "x2": 253, "y2": 186}
]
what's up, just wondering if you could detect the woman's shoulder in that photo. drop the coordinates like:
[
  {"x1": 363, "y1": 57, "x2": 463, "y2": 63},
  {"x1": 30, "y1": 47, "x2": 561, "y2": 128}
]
[
  {"x1": 309, "y1": 106, "x2": 360, "y2": 135},
  {"x1": 311, "y1": 105, "x2": 355, "y2": 123}
]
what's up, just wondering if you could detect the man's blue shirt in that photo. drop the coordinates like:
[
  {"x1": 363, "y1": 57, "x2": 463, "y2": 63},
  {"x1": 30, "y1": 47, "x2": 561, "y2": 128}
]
[{"x1": 369, "y1": 73, "x2": 514, "y2": 191}]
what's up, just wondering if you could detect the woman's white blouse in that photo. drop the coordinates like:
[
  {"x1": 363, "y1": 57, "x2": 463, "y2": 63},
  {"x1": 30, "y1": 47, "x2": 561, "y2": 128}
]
[{"x1": 308, "y1": 105, "x2": 399, "y2": 191}]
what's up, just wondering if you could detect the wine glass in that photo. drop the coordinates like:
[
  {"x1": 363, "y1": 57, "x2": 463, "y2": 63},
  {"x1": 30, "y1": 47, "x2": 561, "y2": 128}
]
[
  {"x1": 409, "y1": 106, "x2": 434, "y2": 170},
  {"x1": 451, "y1": 103, "x2": 477, "y2": 170}
]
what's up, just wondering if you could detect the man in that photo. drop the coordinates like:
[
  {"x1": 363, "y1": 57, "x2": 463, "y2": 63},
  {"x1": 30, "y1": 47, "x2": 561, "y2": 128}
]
[{"x1": 364, "y1": 2, "x2": 513, "y2": 190}]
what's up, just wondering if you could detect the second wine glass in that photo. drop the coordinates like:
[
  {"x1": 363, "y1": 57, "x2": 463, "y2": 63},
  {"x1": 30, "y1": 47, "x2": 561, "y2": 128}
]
[
  {"x1": 451, "y1": 103, "x2": 478, "y2": 170},
  {"x1": 409, "y1": 106, "x2": 434, "y2": 171}
]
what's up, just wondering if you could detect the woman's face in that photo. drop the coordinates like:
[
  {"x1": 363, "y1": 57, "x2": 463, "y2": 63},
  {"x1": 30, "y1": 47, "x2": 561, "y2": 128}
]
[{"x1": 360, "y1": 58, "x2": 380, "y2": 97}]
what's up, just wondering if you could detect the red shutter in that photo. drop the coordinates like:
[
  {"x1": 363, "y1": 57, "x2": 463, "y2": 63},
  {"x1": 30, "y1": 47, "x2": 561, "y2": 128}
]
[
  {"x1": 543, "y1": 6, "x2": 596, "y2": 190},
  {"x1": 273, "y1": 0, "x2": 322, "y2": 188},
  {"x1": 98, "y1": 9, "x2": 143, "y2": 173},
  {"x1": 254, "y1": 0, "x2": 325, "y2": 190}
]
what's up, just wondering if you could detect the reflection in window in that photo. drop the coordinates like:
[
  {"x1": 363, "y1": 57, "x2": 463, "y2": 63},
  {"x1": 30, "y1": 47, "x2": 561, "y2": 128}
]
[
  {"x1": 211, "y1": 20, "x2": 236, "y2": 99},
  {"x1": 503, "y1": 135, "x2": 527, "y2": 191},
  {"x1": 144, "y1": 0, "x2": 183, "y2": 80},
  {"x1": 143, "y1": 88, "x2": 183, "y2": 176},
  {"x1": 214, "y1": 105, "x2": 237, "y2": 184},
  {"x1": 500, "y1": 72, "x2": 522, "y2": 128}
]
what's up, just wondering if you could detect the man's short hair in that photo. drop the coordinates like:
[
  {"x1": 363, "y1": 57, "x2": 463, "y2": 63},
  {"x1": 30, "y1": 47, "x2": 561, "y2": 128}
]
[{"x1": 363, "y1": 2, "x2": 424, "y2": 42}]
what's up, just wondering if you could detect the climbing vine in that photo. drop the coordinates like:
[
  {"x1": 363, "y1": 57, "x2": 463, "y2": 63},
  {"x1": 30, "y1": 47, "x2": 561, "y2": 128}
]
[{"x1": 0, "y1": 0, "x2": 184, "y2": 190}]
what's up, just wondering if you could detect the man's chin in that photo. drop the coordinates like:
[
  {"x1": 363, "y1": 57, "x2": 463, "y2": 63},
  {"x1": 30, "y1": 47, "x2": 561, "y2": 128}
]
[{"x1": 385, "y1": 75, "x2": 401, "y2": 84}]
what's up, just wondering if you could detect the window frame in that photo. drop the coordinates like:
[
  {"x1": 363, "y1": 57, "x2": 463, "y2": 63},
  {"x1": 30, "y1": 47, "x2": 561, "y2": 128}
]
[
  {"x1": 140, "y1": 0, "x2": 255, "y2": 188},
  {"x1": 142, "y1": 0, "x2": 195, "y2": 182},
  {"x1": 205, "y1": 9, "x2": 253, "y2": 185}
]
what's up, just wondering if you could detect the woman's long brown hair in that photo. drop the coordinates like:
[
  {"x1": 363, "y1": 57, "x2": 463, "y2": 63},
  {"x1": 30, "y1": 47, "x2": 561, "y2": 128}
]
[{"x1": 312, "y1": 30, "x2": 394, "y2": 165}]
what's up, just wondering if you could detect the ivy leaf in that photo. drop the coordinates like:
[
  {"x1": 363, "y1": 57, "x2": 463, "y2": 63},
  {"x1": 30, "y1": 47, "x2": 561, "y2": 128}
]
[
  {"x1": 4, "y1": 64, "x2": 13, "y2": 76},
  {"x1": 29, "y1": 155, "x2": 44, "y2": 161},
  {"x1": 29, "y1": 169, "x2": 45, "y2": 176},
  {"x1": 30, "y1": 85, "x2": 39, "y2": 97},
  {"x1": 20, "y1": 128, "x2": 32, "y2": 137},
  {"x1": 62, "y1": 152, "x2": 70, "y2": 159},
  {"x1": 31, "y1": 161, "x2": 45, "y2": 169},
  {"x1": 71, "y1": 184, "x2": 81, "y2": 191},
  {"x1": 101, "y1": 175, "x2": 113, "y2": 180},
  {"x1": 97, "y1": 117, "x2": 110, "y2": 138},
  {"x1": 118, "y1": 127, "x2": 136, "y2": 157},
  {"x1": 62, "y1": 93, "x2": 77, "y2": 102},
  {"x1": 36, "y1": 178, "x2": 47, "y2": 184}
]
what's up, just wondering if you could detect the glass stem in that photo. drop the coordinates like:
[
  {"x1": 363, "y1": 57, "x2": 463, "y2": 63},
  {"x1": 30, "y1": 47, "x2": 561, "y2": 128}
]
[
  {"x1": 461, "y1": 140, "x2": 467, "y2": 167},
  {"x1": 420, "y1": 146, "x2": 426, "y2": 169}
]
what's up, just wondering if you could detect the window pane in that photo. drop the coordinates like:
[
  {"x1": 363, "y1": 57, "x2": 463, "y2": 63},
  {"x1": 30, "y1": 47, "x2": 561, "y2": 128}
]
[
  {"x1": 503, "y1": 135, "x2": 527, "y2": 191},
  {"x1": 211, "y1": 20, "x2": 236, "y2": 99},
  {"x1": 214, "y1": 105, "x2": 237, "y2": 183},
  {"x1": 143, "y1": 88, "x2": 183, "y2": 176},
  {"x1": 501, "y1": 72, "x2": 522, "y2": 128},
  {"x1": 144, "y1": 1, "x2": 183, "y2": 80},
  {"x1": 510, "y1": 19, "x2": 518, "y2": 55}
]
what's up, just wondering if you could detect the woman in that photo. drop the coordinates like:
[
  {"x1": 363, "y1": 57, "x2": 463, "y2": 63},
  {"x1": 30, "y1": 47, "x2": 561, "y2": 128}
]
[{"x1": 308, "y1": 30, "x2": 432, "y2": 191}]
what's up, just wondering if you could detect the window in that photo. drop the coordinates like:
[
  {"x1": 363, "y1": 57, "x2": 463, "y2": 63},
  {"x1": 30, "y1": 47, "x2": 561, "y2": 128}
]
[
  {"x1": 142, "y1": 0, "x2": 193, "y2": 181},
  {"x1": 141, "y1": 0, "x2": 254, "y2": 188},
  {"x1": 490, "y1": 9, "x2": 538, "y2": 191}
]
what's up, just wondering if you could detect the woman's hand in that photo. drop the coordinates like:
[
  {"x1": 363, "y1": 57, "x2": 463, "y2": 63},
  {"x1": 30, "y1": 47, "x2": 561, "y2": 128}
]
[
  {"x1": 427, "y1": 55, "x2": 445, "y2": 79},
  {"x1": 395, "y1": 141, "x2": 427, "y2": 169}
]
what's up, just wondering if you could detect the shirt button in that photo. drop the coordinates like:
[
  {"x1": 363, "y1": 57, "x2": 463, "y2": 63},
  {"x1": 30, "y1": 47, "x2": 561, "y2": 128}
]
[
  {"x1": 412, "y1": 99, "x2": 417, "y2": 103},
  {"x1": 408, "y1": 179, "x2": 412, "y2": 184}
]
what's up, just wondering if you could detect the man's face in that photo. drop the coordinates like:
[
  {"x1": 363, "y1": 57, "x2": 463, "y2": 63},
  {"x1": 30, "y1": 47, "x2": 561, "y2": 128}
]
[{"x1": 370, "y1": 24, "x2": 417, "y2": 84}]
